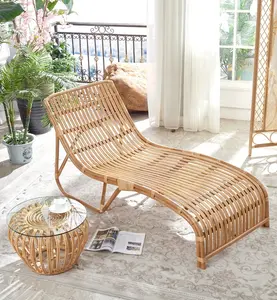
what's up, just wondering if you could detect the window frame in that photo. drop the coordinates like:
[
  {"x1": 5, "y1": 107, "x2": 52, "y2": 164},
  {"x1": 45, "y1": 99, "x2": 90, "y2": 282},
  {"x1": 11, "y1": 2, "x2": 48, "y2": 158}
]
[{"x1": 220, "y1": 0, "x2": 256, "y2": 82}]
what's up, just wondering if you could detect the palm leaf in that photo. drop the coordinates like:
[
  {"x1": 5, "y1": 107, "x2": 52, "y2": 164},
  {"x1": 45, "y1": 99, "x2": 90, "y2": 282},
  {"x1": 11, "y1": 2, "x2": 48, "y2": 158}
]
[
  {"x1": 62, "y1": 0, "x2": 73, "y2": 13},
  {"x1": 0, "y1": 44, "x2": 77, "y2": 136},
  {"x1": 0, "y1": 2, "x2": 24, "y2": 23}
]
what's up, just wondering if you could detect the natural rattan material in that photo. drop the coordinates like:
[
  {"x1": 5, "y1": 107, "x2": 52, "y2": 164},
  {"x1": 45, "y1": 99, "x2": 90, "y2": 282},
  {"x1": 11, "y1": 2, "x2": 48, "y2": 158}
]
[
  {"x1": 8, "y1": 198, "x2": 88, "y2": 275},
  {"x1": 249, "y1": 0, "x2": 277, "y2": 155},
  {"x1": 44, "y1": 80, "x2": 269, "y2": 269}
]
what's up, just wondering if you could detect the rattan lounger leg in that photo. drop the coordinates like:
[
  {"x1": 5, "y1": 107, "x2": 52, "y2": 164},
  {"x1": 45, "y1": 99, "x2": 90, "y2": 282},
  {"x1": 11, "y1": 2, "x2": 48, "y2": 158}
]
[
  {"x1": 263, "y1": 198, "x2": 270, "y2": 227},
  {"x1": 55, "y1": 136, "x2": 101, "y2": 213},
  {"x1": 100, "y1": 188, "x2": 121, "y2": 213},
  {"x1": 197, "y1": 261, "x2": 206, "y2": 270},
  {"x1": 264, "y1": 220, "x2": 270, "y2": 227},
  {"x1": 196, "y1": 237, "x2": 206, "y2": 270},
  {"x1": 100, "y1": 183, "x2": 107, "y2": 211}
]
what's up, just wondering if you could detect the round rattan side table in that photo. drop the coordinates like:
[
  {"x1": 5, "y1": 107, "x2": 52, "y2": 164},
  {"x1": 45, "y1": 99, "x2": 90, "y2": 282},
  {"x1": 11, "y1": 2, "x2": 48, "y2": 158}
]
[{"x1": 7, "y1": 197, "x2": 88, "y2": 275}]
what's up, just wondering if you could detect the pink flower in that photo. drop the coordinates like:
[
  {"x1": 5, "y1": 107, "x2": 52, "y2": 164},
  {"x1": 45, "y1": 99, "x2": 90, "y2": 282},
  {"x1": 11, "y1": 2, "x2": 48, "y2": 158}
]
[{"x1": 13, "y1": 1, "x2": 69, "y2": 49}]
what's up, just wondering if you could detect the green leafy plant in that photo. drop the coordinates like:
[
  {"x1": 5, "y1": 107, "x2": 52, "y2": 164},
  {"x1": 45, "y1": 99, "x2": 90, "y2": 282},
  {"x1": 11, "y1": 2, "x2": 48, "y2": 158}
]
[
  {"x1": 0, "y1": 1, "x2": 24, "y2": 45},
  {"x1": 0, "y1": 1, "x2": 24, "y2": 23},
  {"x1": 45, "y1": 41, "x2": 76, "y2": 93},
  {"x1": 3, "y1": 130, "x2": 31, "y2": 144},
  {"x1": 0, "y1": 0, "x2": 76, "y2": 146},
  {"x1": 42, "y1": 41, "x2": 77, "y2": 127},
  {"x1": 45, "y1": 41, "x2": 76, "y2": 73},
  {"x1": 0, "y1": 44, "x2": 76, "y2": 145},
  {"x1": 35, "y1": 0, "x2": 73, "y2": 14}
]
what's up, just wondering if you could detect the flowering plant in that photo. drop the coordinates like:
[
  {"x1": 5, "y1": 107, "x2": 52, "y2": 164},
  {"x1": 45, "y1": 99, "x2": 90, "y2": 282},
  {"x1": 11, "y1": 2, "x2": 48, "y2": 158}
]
[{"x1": 13, "y1": 0, "x2": 73, "y2": 49}]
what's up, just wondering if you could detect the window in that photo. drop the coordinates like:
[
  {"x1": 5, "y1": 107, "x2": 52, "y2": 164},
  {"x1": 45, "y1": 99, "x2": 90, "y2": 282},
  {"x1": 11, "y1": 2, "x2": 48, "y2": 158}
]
[
  {"x1": 69, "y1": 0, "x2": 256, "y2": 84},
  {"x1": 220, "y1": 0, "x2": 257, "y2": 81}
]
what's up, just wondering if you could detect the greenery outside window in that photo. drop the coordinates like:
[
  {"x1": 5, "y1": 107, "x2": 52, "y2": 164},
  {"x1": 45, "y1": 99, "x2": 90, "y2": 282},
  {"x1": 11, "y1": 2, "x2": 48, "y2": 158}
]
[{"x1": 220, "y1": 0, "x2": 257, "y2": 81}]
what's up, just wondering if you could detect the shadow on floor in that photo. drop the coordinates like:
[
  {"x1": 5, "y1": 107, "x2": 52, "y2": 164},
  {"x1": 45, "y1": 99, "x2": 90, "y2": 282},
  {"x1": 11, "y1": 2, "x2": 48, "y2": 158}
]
[
  {"x1": 242, "y1": 154, "x2": 277, "y2": 188},
  {"x1": 0, "y1": 159, "x2": 23, "y2": 178}
]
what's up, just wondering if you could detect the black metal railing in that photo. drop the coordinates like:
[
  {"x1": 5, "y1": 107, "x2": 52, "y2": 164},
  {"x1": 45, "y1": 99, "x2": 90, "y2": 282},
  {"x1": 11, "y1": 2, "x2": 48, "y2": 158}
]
[{"x1": 53, "y1": 22, "x2": 147, "y2": 83}]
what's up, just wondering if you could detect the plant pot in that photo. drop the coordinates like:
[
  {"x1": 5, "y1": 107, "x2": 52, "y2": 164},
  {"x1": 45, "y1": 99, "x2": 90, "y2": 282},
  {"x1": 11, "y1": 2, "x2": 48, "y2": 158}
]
[
  {"x1": 17, "y1": 99, "x2": 51, "y2": 134},
  {"x1": 17, "y1": 82, "x2": 54, "y2": 134},
  {"x1": 2, "y1": 133, "x2": 35, "y2": 165}
]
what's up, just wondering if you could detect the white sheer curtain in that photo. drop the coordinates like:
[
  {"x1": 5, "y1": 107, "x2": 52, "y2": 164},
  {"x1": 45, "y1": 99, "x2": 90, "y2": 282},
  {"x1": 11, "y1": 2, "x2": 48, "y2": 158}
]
[{"x1": 147, "y1": 0, "x2": 220, "y2": 133}]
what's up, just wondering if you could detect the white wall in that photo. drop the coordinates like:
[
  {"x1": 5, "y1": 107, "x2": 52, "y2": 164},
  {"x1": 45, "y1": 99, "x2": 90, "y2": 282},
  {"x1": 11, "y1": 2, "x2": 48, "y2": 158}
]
[
  {"x1": 220, "y1": 81, "x2": 252, "y2": 121},
  {"x1": 68, "y1": 0, "x2": 148, "y2": 24}
]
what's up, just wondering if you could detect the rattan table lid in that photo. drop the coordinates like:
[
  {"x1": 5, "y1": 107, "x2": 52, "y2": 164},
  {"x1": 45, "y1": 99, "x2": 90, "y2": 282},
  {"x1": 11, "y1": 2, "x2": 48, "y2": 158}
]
[{"x1": 7, "y1": 197, "x2": 87, "y2": 237}]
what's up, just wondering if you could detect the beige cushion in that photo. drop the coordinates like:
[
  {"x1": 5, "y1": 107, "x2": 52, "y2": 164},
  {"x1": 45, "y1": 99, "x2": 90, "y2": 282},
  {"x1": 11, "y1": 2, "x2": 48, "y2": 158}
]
[{"x1": 104, "y1": 63, "x2": 148, "y2": 112}]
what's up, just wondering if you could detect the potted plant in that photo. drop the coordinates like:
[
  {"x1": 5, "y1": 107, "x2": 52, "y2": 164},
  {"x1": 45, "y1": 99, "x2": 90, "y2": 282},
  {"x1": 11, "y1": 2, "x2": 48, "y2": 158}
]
[
  {"x1": 0, "y1": 1, "x2": 24, "y2": 124},
  {"x1": 15, "y1": 46, "x2": 75, "y2": 134},
  {"x1": 0, "y1": 44, "x2": 75, "y2": 164},
  {"x1": 8, "y1": 0, "x2": 75, "y2": 134},
  {"x1": 0, "y1": 49, "x2": 35, "y2": 164},
  {"x1": 0, "y1": 0, "x2": 75, "y2": 164}
]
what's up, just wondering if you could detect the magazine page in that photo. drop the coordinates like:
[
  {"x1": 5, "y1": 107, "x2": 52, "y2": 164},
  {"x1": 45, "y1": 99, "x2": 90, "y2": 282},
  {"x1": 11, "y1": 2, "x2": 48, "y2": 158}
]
[
  {"x1": 86, "y1": 227, "x2": 119, "y2": 252},
  {"x1": 113, "y1": 231, "x2": 145, "y2": 255}
]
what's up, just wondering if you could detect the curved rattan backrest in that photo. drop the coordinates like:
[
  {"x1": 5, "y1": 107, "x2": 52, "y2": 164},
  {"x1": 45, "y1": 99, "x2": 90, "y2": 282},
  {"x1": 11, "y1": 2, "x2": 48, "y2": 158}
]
[{"x1": 44, "y1": 81, "x2": 144, "y2": 168}]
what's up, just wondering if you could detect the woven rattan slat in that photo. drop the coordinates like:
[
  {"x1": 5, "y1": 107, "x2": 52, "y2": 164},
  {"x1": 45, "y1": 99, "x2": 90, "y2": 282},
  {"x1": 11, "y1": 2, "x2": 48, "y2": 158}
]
[{"x1": 44, "y1": 80, "x2": 269, "y2": 269}]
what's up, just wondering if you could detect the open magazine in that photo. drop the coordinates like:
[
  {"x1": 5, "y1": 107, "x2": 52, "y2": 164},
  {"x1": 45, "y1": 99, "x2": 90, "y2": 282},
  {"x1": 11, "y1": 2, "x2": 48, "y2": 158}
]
[{"x1": 86, "y1": 227, "x2": 145, "y2": 255}]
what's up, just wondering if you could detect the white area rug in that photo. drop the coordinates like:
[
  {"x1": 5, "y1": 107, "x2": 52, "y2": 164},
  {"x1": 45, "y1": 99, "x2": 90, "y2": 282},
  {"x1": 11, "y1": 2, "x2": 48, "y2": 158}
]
[
  {"x1": 1, "y1": 168, "x2": 277, "y2": 300},
  {"x1": 1, "y1": 120, "x2": 277, "y2": 300}
]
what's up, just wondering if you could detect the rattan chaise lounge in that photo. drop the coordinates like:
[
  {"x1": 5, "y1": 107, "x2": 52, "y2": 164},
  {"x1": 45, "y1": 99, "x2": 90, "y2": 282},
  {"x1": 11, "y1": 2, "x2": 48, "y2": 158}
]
[{"x1": 44, "y1": 81, "x2": 269, "y2": 269}]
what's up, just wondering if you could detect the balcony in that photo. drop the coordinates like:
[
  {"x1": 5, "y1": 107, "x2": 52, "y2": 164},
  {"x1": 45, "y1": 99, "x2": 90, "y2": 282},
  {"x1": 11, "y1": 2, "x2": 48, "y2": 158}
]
[
  {"x1": 52, "y1": 21, "x2": 252, "y2": 121},
  {"x1": 53, "y1": 22, "x2": 147, "y2": 82}
]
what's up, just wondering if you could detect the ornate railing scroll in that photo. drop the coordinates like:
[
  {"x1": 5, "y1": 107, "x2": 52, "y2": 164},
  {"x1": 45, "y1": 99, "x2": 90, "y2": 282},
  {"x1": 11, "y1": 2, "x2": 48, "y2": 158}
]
[
  {"x1": 52, "y1": 22, "x2": 147, "y2": 83},
  {"x1": 249, "y1": 0, "x2": 277, "y2": 155}
]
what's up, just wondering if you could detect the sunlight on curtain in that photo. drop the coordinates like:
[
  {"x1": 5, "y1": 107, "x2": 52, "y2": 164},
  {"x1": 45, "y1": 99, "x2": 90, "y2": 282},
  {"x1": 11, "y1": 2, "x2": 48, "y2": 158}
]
[
  {"x1": 147, "y1": 0, "x2": 220, "y2": 133},
  {"x1": 183, "y1": 0, "x2": 220, "y2": 133},
  {"x1": 147, "y1": 0, "x2": 184, "y2": 129}
]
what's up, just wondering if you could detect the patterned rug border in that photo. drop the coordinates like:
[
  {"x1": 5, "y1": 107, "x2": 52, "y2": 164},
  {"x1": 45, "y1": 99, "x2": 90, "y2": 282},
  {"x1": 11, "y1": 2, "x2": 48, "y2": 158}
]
[{"x1": 1, "y1": 262, "x2": 215, "y2": 300}]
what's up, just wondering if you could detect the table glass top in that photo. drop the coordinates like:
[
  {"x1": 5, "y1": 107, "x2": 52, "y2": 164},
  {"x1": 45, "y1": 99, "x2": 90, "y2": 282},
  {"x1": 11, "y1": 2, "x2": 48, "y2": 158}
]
[{"x1": 7, "y1": 197, "x2": 87, "y2": 237}]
